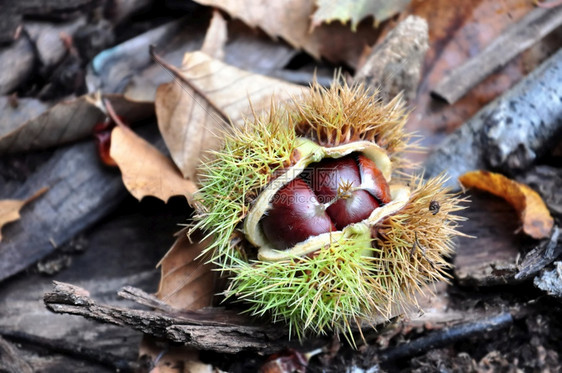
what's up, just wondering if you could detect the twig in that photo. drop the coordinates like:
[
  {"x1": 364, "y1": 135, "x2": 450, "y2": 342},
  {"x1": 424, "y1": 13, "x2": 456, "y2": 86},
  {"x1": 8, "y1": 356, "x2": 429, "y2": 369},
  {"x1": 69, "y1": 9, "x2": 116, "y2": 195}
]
[
  {"x1": 0, "y1": 329, "x2": 136, "y2": 372},
  {"x1": 432, "y1": 6, "x2": 562, "y2": 104},
  {"x1": 149, "y1": 45, "x2": 231, "y2": 129},
  {"x1": 377, "y1": 313, "x2": 513, "y2": 363},
  {"x1": 117, "y1": 286, "x2": 177, "y2": 313},
  {"x1": 102, "y1": 98, "x2": 128, "y2": 128},
  {"x1": 44, "y1": 281, "x2": 287, "y2": 354}
]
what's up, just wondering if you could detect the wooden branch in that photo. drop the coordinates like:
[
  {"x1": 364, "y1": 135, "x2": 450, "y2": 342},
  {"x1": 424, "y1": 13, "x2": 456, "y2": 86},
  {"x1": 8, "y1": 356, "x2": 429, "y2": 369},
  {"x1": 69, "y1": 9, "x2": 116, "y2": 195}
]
[
  {"x1": 432, "y1": 6, "x2": 562, "y2": 104},
  {"x1": 44, "y1": 281, "x2": 288, "y2": 354},
  {"x1": 424, "y1": 48, "x2": 562, "y2": 189},
  {"x1": 377, "y1": 313, "x2": 513, "y2": 363},
  {"x1": 354, "y1": 15, "x2": 429, "y2": 104},
  {"x1": 0, "y1": 140, "x2": 126, "y2": 281}
]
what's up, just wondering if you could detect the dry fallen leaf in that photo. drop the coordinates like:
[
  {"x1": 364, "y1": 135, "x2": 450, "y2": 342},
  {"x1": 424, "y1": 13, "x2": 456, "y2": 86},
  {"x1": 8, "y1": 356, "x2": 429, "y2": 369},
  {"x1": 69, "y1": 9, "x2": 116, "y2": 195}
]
[
  {"x1": 192, "y1": 0, "x2": 379, "y2": 66},
  {"x1": 155, "y1": 50, "x2": 303, "y2": 181},
  {"x1": 0, "y1": 94, "x2": 153, "y2": 154},
  {"x1": 201, "y1": 10, "x2": 228, "y2": 60},
  {"x1": 156, "y1": 227, "x2": 216, "y2": 310},
  {"x1": 312, "y1": 0, "x2": 410, "y2": 30},
  {"x1": 139, "y1": 335, "x2": 218, "y2": 373},
  {"x1": 459, "y1": 170, "x2": 554, "y2": 240},
  {"x1": 0, "y1": 187, "x2": 47, "y2": 241},
  {"x1": 110, "y1": 125, "x2": 198, "y2": 204}
]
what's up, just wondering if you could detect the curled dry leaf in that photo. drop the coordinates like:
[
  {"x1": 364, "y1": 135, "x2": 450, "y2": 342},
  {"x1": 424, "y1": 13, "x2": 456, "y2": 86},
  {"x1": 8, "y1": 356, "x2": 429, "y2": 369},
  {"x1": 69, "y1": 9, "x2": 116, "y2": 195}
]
[
  {"x1": 459, "y1": 170, "x2": 554, "y2": 240},
  {"x1": 156, "y1": 227, "x2": 216, "y2": 310},
  {"x1": 0, "y1": 187, "x2": 47, "y2": 241},
  {"x1": 192, "y1": 0, "x2": 379, "y2": 66},
  {"x1": 155, "y1": 50, "x2": 303, "y2": 181},
  {"x1": 109, "y1": 125, "x2": 197, "y2": 205},
  {"x1": 312, "y1": 0, "x2": 410, "y2": 30}
]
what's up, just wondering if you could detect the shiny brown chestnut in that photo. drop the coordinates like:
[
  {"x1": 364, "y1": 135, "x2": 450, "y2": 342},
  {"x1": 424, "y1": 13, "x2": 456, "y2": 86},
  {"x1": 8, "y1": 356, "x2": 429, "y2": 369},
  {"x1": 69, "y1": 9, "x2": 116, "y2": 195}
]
[
  {"x1": 261, "y1": 154, "x2": 390, "y2": 249},
  {"x1": 261, "y1": 178, "x2": 335, "y2": 250},
  {"x1": 307, "y1": 155, "x2": 380, "y2": 230}
]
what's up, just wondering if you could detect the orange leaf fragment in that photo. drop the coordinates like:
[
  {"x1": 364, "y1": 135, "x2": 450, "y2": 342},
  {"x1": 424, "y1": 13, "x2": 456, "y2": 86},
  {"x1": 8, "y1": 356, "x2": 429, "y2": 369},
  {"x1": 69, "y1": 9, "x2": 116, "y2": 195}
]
[
  {"x1": 156, "y1": 228, "x2": 216, "y2": 310},
  {"x1": 459, "y1": 170, "x2": 554, "y2": 240},
  {"x1": 109, "y1": 125, "x2": 198, "y2": 205},
  {"x1": 0, "y1": 187, "x2": 47, "y2": 241}
]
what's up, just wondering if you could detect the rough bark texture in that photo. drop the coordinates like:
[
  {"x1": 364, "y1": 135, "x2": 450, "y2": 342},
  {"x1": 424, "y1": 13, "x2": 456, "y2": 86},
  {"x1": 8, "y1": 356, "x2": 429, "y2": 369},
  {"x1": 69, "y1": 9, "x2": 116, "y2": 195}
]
[
  {"x1": 44, "y1": 281, "x2": 288, "y2": 354},
  {"x1": 424, "y1": 48, "x2": 562, "y2": 189},
  {"x1": 432, "y1": 6, "x2": 562, "y2": 104},
  {"x1": 354, "y1": 15, "x2": 428, "y2": 104},
  {"x1": 0, "y1": 198, "x2": 187, "y2": 372},
  {"x1": 0, "y1": 141, "x2": 126, "y2": 281}
]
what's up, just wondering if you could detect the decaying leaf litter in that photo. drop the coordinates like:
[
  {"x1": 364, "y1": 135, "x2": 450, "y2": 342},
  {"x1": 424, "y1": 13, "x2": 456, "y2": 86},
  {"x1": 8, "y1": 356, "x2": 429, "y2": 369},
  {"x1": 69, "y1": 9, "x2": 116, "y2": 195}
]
[{"x1": 1, "y1": 0, "x2": 562, "y2": 372}]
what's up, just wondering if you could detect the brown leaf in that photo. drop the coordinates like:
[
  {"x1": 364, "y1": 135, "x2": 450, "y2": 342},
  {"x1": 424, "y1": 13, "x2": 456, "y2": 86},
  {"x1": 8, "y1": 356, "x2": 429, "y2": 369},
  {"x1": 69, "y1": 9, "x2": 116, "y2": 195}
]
[
  {"x1": 459, "y1": 170, "x2": 554, "y2": 240},
  {"x1": 0, "y1": 187, "x2": 47, "y2": 241},
  {"x1": 122, "y1": 14, "x2": 297, "y2": 104},
  {"x1": 312, "y1": 0, "x2": 410, "y2": 30},
  {"x1": 139, "y1": 336, "x2": 215, "y2": 373},
  {"x1": 192, "y1": 0, "x2": 379, "y2": 66},
  {"x1": 155, "y1": 50, "x2": 303, "y2": 180},
  {"x1": 156, "y1": 228, "x2": 216, "y2": 310},
  {"x1": 201, "y1": 10, "x2": 228, "y2": 59},
  {"x1": 109, "y1": 125, "x2": 197, "y2": 204},
  {"x1": 0, "y1": 94, "x2": 153, "y2": 154}
]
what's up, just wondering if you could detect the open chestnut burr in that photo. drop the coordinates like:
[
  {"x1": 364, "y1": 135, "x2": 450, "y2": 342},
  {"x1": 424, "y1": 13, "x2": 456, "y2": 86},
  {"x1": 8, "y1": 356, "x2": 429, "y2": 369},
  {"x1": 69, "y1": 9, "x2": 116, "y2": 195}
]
[{"x1": 193, "y1": 81, "x2": 466, "y2": 339}]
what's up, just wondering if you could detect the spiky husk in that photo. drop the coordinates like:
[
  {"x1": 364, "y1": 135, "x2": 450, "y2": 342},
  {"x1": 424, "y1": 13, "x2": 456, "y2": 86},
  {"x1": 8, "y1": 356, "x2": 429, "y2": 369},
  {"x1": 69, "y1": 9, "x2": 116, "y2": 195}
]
[
  {"x1": 193, "y1": 108, "x2": 297, "y2": 264},
  {"x1": 291, "y1": 81, "x2": 415, "y2": 173},
  {"x1": 192, "y1": 81, "x2": 466, "y2": 340},
  {"x1": 225, "y1": 175, "x2": 466, "y2": 339}
]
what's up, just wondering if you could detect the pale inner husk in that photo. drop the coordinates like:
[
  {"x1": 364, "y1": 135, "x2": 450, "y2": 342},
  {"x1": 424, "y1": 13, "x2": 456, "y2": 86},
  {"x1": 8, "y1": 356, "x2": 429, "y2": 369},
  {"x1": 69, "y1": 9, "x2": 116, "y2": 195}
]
[{"x1": 243, "y1": 137, "x2": 407, "y2": 260}]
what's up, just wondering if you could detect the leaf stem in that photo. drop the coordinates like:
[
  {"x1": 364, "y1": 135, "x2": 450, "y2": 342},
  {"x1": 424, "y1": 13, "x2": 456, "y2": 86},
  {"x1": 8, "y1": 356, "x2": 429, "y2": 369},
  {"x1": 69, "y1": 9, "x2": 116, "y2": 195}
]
[{"x1": 149, "y1": 45, "x2": 231, "y2": 129}]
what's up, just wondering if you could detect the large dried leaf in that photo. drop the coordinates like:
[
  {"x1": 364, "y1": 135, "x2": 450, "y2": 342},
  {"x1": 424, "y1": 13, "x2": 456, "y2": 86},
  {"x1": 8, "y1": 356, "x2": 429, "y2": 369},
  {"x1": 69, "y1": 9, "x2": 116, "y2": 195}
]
[
  {"x1": 312, "y1": 0, "x2": 410, "y2": 30},
  {"x1": 155, "y1": 51, "x2": 303, "y2": 180},
  {"x1": 0, "y1": 94, "x2": 153, "y2": 154},
  {"x1": 123, "y1": 19, "x2": 296, "y2": 104},
  {"x1": 156, "y1": 228, "x2": 216, "y2": 310},
  {"x1": 110, "y1": 126, "x2": 197, "y2": 204},
  {"x1": 459, "y1": 170, "x2": 554, "y2": 240},
  {"x1": 193, "y1": 0, "x2": 379, "y2": 66},
  {"x1": 0, "y1": 188, "x2": 47, "y2": 241}
]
